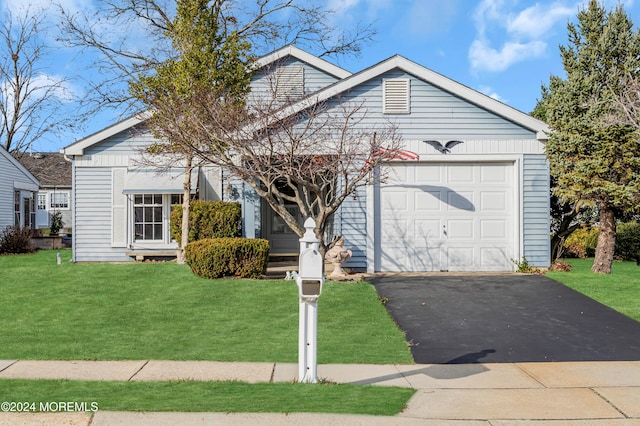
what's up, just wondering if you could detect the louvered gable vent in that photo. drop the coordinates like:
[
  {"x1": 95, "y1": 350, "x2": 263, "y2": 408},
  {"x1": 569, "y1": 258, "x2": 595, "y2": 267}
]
[
  {"x1": 383, "y1": 78, "x2": 410, "y2": 114},
  {"x1": 275, "y1": 65, "x2": 304, "y2": 102}
]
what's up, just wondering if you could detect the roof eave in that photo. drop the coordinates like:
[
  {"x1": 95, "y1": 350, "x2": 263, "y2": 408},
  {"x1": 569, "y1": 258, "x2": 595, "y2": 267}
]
[{"x1": 62, "y1": 111, "x2": 151, "y2": 156}]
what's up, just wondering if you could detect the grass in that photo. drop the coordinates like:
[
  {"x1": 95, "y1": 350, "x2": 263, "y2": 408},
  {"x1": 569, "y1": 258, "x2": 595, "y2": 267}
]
[
  {"x1": 0, "y1": 249, "x2": 412, "y2": 364},
  {"x1": 0, "y1": 380, "x2": 415, "y2": 415},
  {"x1": 547, "y1": 258, "x2": 640, "y2": 322}
]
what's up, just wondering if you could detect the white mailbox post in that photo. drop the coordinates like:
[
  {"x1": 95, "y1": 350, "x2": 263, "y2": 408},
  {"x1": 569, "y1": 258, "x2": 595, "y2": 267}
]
[{"x1": 296, "y1": 217, "x2": 324, "y2": 383}]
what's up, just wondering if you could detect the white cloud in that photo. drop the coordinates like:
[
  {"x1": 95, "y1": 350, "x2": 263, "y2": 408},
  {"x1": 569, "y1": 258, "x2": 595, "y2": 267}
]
[
  {"x1": 469, "y1": 0, "x2": 575, "y2": 73},
  {"x1": 469, "y1": 38, "x2": 547, "y2": 72},
  {"x1": 507, "y1": 2, "x2": 574, "y2": 39}
]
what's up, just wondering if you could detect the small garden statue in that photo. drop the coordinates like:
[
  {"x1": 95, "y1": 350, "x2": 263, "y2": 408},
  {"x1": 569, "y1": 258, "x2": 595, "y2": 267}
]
[{"x1": 325, "y1": 235, "x2": 352, "y2": 279}]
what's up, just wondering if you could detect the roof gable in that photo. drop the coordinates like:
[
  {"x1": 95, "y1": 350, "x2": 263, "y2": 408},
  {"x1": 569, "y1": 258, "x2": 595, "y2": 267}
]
[
  {"x1": 0, "y1": 146, "x2": 39, "y2": 187},
  {"x1": 254, "y1": 45, "x2": 351, "y2": 80},
  {"x1": 62, "y1": 112, "x2": 150, "y2": 156},
  {"x1": 279, "y1": 55, "x2": 549, "y2": 140}
]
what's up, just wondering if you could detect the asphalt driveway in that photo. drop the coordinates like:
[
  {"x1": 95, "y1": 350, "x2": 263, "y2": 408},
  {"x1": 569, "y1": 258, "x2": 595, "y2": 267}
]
[{"x1": 369, "y1": 274, "x2": 640, "y2": 364}]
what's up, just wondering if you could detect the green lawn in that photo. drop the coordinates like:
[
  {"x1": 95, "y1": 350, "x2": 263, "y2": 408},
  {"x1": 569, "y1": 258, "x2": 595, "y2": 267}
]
[
  {"x1": 547, "y1": 258, "x2": 640, "y2": 321},
  {"x1": 0, "y1": 250, "x2": 412, "y2": 364},
  {"x1": 0, "y1": 380, "x2": 414, "y2": 415}
]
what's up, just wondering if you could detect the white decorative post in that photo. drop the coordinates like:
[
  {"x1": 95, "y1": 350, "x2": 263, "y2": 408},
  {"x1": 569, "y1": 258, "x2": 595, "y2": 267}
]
[{"x1": 296, "y1": 217, "x2": 324, "y2": 383}]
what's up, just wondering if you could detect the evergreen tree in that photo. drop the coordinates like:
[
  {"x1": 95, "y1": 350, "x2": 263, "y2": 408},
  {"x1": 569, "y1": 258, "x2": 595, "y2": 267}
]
[
  {"x1": 129, "y1": 0, "x2": 253, "y2": 263},
  {"x1": 542, "y1": 0, "x2": 640, "y2": 273}
]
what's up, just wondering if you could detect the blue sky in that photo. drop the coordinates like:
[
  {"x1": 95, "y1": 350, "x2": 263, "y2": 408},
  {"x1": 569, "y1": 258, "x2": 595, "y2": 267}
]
[{"x1": 4, "y1": 0, "x2": 640, "y2": 152}]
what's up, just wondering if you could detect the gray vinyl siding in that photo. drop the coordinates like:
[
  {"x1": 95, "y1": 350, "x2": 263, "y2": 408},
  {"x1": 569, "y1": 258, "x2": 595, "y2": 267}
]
[
  {"x1": 0, "y1": 152, "x2": 39, "y2": 228},
  {"x1": 0, "y1": 154, "x2": 15, "y2": 228},
  {"x1": 336, "y1": 186, "x2": 367, "y2": 270},
  {"x1": 522, "y1": 154, "x2": 550, "y2": 267},
  {"x1": 84, "y1": 127, "x2": 155, "y2": 156},
  {"x1": 323, "y1": 69, "x2": 537, "y2": 140},
  {"x1": 73, "y1": 166, "x2": 130, "y2": 262},
  {"x1": 251, "y1": 56, "x2": 342, "y2": 100}
]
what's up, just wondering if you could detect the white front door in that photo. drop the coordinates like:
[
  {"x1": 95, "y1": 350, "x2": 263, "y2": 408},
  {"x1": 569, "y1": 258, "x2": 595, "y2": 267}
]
[{"x1": 377, "y1": 162, "x2": 516, "y2": 272}]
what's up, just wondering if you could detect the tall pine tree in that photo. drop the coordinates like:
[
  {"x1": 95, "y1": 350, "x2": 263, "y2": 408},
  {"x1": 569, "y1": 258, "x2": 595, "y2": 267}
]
[{"x1": 542, "y1": 0, "x2": 640, "y2": 273}]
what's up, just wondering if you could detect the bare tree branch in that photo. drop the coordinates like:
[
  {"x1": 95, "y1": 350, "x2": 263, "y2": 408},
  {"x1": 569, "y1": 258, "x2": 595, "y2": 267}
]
[{"x1": 0, "y1": 6, "x2": 78, "y2": 152}]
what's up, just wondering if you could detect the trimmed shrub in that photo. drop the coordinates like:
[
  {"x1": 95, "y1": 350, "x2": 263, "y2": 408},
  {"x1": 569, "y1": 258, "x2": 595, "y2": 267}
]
[
  {"x1": 171, "y1": 200, "x2": 241, "y2": 243},
  {"x1": 0, "y1": 226, "x2": 35, "y2": 254},
  {"x1": 185, "y1": 238, "x2": 270, "y2": 279},
  {"x1": 615, "y1": 222, "x2": 640, "y2": 263},
  {"x1": 563, "y1": 227, "x2": 599, "y2": 258}
]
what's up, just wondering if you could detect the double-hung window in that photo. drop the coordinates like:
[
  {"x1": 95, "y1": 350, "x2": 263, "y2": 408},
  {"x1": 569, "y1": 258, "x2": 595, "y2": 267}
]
[
  {"x1": 134, "y1": 194, "x2": 163, "y2": 241},
  {"x1": 50, "y1": 192, "x2": 69, "y2": 209}
]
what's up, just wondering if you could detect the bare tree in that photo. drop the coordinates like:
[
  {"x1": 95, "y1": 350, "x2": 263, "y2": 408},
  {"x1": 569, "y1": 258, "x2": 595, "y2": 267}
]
[
  {"x1": 157, "y1": 66, "x2": 407, "y2": 254},
  {"x1": 0, "y1": 7, "x2": 76, "y2": 153},
  {"x1": 57, "y1": 0, "x2": 375, "y2": 117}
]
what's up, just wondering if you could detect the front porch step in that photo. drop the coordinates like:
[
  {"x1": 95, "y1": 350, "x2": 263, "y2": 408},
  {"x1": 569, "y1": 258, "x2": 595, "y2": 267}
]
[{"x1": 126, "y1": 250, "x2": 177, "y2": 261}]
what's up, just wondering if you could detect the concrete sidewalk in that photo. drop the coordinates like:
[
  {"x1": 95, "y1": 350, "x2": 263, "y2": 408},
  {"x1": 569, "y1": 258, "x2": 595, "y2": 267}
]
[{"x1": 1, "y1": 360, "x2": 640, "y2": 424}]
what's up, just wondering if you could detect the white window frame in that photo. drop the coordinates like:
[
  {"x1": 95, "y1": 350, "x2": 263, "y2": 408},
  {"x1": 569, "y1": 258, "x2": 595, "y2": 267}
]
[
  {"x1": 130, "y1": 193, "x2": 183, "y2": 246},
  {"x1": 50, "y1": 191, "x2": 70, "y2": 210},
  {"x1": 37, "y1": 193, "x2": 47, "y2": 210},
  {"x1": 383, "y1": 78, "x2": 410, "y2": 114}
]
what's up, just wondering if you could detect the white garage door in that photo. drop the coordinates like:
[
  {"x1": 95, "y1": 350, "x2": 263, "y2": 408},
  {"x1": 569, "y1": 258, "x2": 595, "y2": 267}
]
[{"x1": 378, "y1": 162, "x2": 515, "y2": 272}]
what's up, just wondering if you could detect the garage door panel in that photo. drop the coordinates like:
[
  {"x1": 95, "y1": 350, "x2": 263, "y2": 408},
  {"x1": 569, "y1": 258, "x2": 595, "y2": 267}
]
[
  {"x1": 480, "y1": 191, "x2": 507, "y2": 211},
  {"x1": 447, "y1": 190, "x2": 475, "y2": 212},
  {"x1": 447, "y1": 219, "x2": 473, "y2": 239},
  {"x1": 447, "y1": 165, "x2": 473, "y2": 183},
  {"x1": 480, "y1": 247, "x2": 510, "y2": 270},
  {"x1": 415, "y1": 190, "x2": 442, "y2": 211},
  {"x1": 414, "y1": 166, "x2": 440, "y2": 184},
  {"x1": 413, "y1": 246, "x2": 440, "y2": 271},
  {"x1": 481, "y1": 219, "x2": 507, "y2": 239},
  {"x1": 381, "y1": 191, "x2": 408, "y2": 213},
  {"x1": 379, "y1": 162, "x2": 515, "y2": 272},
  {"x1": 481, "y1": 164, "x2": 508, "y2": 183},
  {"x1": 414, "y1": 219, "x2": 441, "y2": 248},
  {"x1": 446, "y1": 247, "x2": 474, "y2": 271},
  {"x1": 381, "y1": 218, "x2": 410, "y2": 245}
]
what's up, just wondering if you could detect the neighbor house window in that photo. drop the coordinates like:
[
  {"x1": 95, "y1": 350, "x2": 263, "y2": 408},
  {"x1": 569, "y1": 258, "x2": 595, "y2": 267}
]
[
  {"x1": 14, "y1": 191, "x2": 20, "y2": 226},
  {"x1": 50, "y1": 192, "x2": 69, "y2": 209},
  {"x1": 383, "y1": 78, "x2": 410, "y2": 114},
  {"x1": 134, "y1": 194, "x2": 163, "y2": 241},
  {"x1": 37, "y1": 194, "x2": 47, "y2": 210}
]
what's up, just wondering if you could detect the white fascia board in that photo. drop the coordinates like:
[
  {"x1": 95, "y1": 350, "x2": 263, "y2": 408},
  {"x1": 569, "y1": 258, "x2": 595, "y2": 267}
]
[
  {"x1": 254, "y1": 45, "x2": 352, "y2": 79},
  {"x1": 61, "y1": 111, "x2": 151, "y2": 156},
  {"x1": 1, "y1": 147, "x2": 40, "y2": 187},
  {"x1": 272, "y1": 55, "x2": 550, "y2": 142}
]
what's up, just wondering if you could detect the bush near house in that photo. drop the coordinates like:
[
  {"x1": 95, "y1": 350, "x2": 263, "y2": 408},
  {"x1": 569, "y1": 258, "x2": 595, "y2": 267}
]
[
  {"x1": 170, "y1": 200, "x2": 241, "y2": 243},
  {"x1": 615, "y1": 222, "x2": 640, "y2": 263},
  {"x1": 0, "y1": 226, "x2": 35, "y2": 254},
  {"x1": 563, "y1": 227, "x2": 599, "y2": 258},
  {"x1": 185, "y1": 238, "x2": 270, "y2": 279}
]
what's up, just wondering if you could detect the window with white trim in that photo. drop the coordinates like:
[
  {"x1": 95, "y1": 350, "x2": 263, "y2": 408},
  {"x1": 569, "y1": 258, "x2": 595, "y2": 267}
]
[
  {"x1": 134, "y1": 194, "x2": 163, "y2": 241},
  {"x1": 383, "y1": 78, "x2": 410, "y2": 114},
  {"x1": 50, "y1": 192, "x2": 69, "y2": 209},
  {"x1": 38, "y1": 194, "x2": 47, "y2": 210}
]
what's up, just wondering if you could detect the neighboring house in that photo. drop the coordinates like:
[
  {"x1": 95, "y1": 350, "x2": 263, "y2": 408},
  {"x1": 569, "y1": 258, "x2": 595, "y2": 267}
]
[
  {"x1": 62, "y1": 45, "x2": 550, "y2": 271},
  {"x1": 15, "y1": 152, "x2": 73, "y2": 232},
  {"x1": 0, "y1": 146, "x2": 40, "y2": 230}
]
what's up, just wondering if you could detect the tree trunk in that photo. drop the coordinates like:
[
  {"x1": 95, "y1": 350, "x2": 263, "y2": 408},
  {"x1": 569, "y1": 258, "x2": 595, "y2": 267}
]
[
  {"x1": 591, "y1": 202, "x2": 616, "y2": 274},
  {"x1": 177, "y1": 157, "x2": 193, "y2": 265}
]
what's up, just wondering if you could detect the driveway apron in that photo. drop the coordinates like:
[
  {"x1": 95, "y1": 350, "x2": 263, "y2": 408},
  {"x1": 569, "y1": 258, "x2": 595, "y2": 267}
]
[{"x1": 370, "y1": 274, "x2": 640, "y2": 364}]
